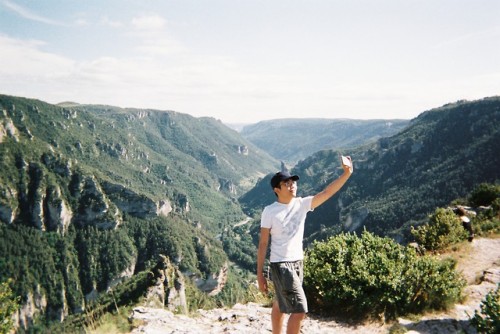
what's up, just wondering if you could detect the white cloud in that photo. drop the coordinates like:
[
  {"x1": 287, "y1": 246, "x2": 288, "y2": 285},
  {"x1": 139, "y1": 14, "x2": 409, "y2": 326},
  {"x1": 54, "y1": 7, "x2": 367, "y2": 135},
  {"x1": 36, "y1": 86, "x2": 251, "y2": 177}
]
[
  {"x1": 0, "y1": 35, "x2": 73, "y2": 76},
  {"x1": 1, "y1": 21, "x2": 498, "y2": 124},
  {"x1": 0, "y1": 33, "x2": 417, "y2": 122},
  {"x1": 131, "y1": 14, "x2": 166, "y2": 31},
  {"x1": 0, "y1": 32, "x2": 261, "y2": 114},
  {"x1": 2, "y1": 0, "x2": 64, "y2": 25},
  {"x1": 100, "y1": 16, "x2": 123, "y2": 28},
  {"x1": 433, "y1": 25, "x2": 500, "y2": 50},
  {"x1": 126, "y1": 14, "x2": 184, "y2": 56},
  {"x1": 134, "y1": 36, "x2": 186, "y2": 56},
  {"x1": 74, "y1": 18, "x2": 88, "y2": 26}
]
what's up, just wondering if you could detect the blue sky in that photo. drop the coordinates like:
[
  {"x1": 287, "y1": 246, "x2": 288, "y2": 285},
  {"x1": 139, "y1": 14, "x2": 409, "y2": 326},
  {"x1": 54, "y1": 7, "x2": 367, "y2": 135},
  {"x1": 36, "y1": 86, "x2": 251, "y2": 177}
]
[{"x1": 1, "y1": 0, "x2": 499, "y2": 124}]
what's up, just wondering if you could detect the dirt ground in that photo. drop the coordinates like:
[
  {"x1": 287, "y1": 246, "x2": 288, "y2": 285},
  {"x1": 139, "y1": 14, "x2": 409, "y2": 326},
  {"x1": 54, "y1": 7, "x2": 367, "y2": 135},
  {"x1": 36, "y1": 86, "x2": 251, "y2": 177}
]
[{"x1": 453, "y1": 237, "x2": 500, "y2": 284}]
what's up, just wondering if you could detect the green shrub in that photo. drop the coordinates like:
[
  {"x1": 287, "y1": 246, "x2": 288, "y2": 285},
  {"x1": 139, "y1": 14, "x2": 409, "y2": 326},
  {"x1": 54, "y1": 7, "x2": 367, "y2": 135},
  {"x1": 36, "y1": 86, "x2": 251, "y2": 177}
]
[
  {"x1": 472, "y1": 198, "x2": 500, "y2": 236},
  {"x1": 405, "y1": 256, "x2": 464, "y2": 311},
  {"x1": 493, "y1": 197, "x2": 500, "y2": 212},
  {"x1": 470, "y1": 284, "x2": 500, "y2": 334},
  {"x1": 411, "y1": 208, "x2": 468, "y2": 251},
  {"x1": 304, "y1": 231, "x2": 465, "y2": 320},
  {"x1": 469, "y1": 183, "x2": 500, "y2": 207}
]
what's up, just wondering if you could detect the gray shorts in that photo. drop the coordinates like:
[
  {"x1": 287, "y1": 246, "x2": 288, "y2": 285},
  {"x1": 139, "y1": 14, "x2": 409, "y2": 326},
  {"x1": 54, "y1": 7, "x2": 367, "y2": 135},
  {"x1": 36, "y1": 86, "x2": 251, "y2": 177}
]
[{"x1": 270, "y1": 260, "x2": 308, "y2": 314}]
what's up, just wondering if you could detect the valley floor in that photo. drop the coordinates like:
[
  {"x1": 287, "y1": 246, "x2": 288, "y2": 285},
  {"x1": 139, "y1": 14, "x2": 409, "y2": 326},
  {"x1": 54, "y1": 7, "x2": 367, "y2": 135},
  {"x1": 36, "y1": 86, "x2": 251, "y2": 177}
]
[{"x1": 129, "y1": 238, "x2": 500, "y2": 334}]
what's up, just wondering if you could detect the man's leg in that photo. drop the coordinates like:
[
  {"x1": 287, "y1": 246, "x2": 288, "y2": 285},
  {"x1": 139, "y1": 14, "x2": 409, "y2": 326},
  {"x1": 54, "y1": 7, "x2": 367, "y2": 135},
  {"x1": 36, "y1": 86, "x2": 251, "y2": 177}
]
[
  {"x1": 271, "y1": 300, "x2": 285, "y2": 334},
  {"x1": 287, "y1": 312, "x2": 305, "y2": 334}
]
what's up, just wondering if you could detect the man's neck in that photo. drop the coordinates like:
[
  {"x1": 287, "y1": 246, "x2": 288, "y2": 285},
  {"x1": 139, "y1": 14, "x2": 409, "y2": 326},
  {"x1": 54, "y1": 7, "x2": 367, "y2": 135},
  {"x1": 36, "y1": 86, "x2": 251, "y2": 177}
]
[{"x1": 278, "y1": 196, "x2": 294, "y2": 205}]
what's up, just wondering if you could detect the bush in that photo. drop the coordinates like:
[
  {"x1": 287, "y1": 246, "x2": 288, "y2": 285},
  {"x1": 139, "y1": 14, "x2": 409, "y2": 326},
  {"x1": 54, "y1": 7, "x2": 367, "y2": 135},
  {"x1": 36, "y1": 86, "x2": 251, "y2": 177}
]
[
  {"x1": 472, "y1": 198, "x2": 500, "y2": 237},
  {"x1": 411, "y1": 208, "x2": 468, "y2": 251},
  {"x1": 304, "y1": 231, "x2": 465, "y2": 320},
  {"x1": 470, "y1": 284, "x2": 500, "y2": 333},
  {"x1": 469, "y1": 183, "x2": 500, "y2": 207}
]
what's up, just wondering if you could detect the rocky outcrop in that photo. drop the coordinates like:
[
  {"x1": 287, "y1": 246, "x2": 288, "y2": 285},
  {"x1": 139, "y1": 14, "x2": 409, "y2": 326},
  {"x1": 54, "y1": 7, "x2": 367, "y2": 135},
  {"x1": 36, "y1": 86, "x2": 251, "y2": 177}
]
[
  {"x1": 12, "y1": 284, "x2": 68, "y2": 331},
  {"x1": 237, "y1": 145, "x2": 249, "y2": 155},
  {"x1": 44, "y1": 185, "x2": 73, "y2": 234},
  {"x1": 344, "y1": 206, "x2": 369, "y2": 232},
  {"x1": 85, "y1": 286, "x2": 99, "y2": 304},
  {"x1": 0, "y1": 111, "x2": 20, "y2": 143},
  {"x1": 172, "y1": 193, "x2": 190, "y2": 213},
  {"x1": 41, "y1": 152, "x2": 72, "y2": 177},
  {"x1": 101, "y1": 181, "x2": 177, "y2": 219},
  {"x1": 107, "y1": 261, "x2": 137, "y2": 291},
  {"x1": 95, "y1": 140, "x2": 128, "y2": 158},
  {"x1": 157, "y1": 199, "x2": 172, "y2": 217},
  {"x1": 9, "y1": 162, "x2": 70, "y2": 232},
  {"x1": 101, "y1": 181, "x2": 157, "y2": 219},
  {"x1": 194, "y1": 263, "x2": 229, "y2": 296},
  {"x1": 75, "y1": 176, "x2": 121, "y2": 229},
  {"x1": 145, "y1": 255, "x2": 188, "y2": 314},
  {"x1": 0, "y1": 186, "x2": 17, "y2": 224},
  {"x1": 1, "y1": 153, "x2": 181, "y2": 229},
  {"x1": 218, "y1": 178, "x2": 237, "y2": 195}
]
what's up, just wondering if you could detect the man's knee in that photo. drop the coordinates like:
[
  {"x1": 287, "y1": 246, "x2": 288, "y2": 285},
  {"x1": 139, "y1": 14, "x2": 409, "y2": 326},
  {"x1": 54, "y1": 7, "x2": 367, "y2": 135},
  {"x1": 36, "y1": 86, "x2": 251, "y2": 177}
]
[{"x1": 289, "y1": 312, "x2": 306, "y2": 321}]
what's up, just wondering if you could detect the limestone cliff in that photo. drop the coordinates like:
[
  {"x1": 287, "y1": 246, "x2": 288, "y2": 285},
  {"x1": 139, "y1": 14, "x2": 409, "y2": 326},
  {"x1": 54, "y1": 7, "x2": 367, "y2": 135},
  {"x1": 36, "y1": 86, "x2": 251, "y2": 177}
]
[{"x1": 145, "y1": 255, "x2": 188, "y2": 314}]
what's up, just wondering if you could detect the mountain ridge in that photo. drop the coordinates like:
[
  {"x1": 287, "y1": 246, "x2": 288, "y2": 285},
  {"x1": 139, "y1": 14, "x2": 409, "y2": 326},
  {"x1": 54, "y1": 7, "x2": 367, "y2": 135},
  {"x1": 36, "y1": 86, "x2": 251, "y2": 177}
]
[{"x1": 240, "y1": 117, "x2": 410, "y2": 164}]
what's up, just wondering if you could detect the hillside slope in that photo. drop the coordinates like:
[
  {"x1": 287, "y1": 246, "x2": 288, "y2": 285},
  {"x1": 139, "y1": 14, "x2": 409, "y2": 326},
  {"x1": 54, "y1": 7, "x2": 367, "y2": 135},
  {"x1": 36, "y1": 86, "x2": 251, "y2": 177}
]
[
  {"x1": 240, "y1": 97, "x2": 500, "y2": 242},
  {"x1": 0, "y1": 94, "x2": 279, "y2": 328},
  {"x1": 0, "y1": 94, "x2": 280, "y2": 229}
]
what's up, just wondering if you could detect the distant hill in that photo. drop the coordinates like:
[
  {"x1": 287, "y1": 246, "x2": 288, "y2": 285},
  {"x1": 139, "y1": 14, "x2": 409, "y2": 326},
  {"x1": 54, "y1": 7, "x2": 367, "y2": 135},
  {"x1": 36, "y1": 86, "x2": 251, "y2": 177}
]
[
  {"x1": 240, "y1": 97, "x2": 500, "y2": 243},
  {"x1": 56, "y1": 101, "x2": 81, "y2": 107},
  {"x1": 240, "y1": 118, "x2": 410, "y2": 164},
  {"x1": 224, "y1": 122, "x2": 249, "y2": 132}
]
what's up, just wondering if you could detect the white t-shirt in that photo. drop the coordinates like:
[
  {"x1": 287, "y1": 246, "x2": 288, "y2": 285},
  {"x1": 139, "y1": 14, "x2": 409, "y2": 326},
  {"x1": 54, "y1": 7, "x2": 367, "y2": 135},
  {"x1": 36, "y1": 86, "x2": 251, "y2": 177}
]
[
  {"x1": 261, "y1": 196, "x2": 314, "y2": 263},
  {"x1": 460, "y1": 216, "x2": 470, "y2": 223}
]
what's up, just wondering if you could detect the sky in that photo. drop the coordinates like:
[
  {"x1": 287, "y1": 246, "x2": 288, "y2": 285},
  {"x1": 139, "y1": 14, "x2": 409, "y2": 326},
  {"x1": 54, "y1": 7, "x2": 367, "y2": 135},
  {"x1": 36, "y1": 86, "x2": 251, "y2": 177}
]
[{"x1": 1, "y1": 0, "x2": 499, "y2": 124}]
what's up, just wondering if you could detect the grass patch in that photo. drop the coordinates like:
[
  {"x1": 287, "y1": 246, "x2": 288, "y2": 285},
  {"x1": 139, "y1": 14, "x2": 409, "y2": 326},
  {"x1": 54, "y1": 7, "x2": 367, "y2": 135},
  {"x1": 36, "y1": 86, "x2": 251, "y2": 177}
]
[{"x1": 85, "y1": 307, "x2": 135, "y2": 334}]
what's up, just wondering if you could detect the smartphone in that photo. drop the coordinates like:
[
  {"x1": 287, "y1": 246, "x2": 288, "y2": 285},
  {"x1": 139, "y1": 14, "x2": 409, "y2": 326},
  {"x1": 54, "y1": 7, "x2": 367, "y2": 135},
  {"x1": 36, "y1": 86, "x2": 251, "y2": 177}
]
[{"x1": 341, "y1": 155, "x2": 352, "y2": 168}]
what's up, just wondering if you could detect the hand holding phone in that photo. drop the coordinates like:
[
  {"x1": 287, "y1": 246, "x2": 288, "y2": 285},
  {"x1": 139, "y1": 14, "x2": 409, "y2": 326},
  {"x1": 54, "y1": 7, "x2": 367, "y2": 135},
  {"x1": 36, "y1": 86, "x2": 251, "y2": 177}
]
[{"x1": 341, "y1": 155, "x2": 351, "y2": 168}]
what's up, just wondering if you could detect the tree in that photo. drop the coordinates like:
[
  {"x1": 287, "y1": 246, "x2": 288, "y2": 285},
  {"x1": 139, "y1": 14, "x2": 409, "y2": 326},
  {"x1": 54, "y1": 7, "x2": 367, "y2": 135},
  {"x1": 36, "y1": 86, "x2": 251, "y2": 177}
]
[{"x1": 0, "y1": 279, "x2": 19, "y2": 334}]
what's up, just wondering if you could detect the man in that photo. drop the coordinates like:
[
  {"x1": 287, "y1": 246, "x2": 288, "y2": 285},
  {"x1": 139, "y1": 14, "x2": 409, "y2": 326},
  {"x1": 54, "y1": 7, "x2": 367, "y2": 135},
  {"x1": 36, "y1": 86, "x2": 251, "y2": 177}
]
[
  {"x1": 455, "y1": 206, "x2": 474, "y2": 242},
  {"x1": 257, "y1": 156, "x2": 353, "y2": 334}
]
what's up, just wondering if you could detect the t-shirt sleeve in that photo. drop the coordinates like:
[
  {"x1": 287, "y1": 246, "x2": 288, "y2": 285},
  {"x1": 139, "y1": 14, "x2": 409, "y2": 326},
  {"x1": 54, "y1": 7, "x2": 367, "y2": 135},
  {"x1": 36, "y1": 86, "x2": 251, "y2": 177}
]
[
  {"x1": 260, "y1": 207, "x2": 272, "y2": 229},
  {"x1": 303, "y1": 196, "x2": 314, "y2": 212}
]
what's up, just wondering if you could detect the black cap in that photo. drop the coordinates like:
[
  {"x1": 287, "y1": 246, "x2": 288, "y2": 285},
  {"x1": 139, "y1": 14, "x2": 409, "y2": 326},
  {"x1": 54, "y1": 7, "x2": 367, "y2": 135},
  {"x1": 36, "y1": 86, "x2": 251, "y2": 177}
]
[{"x1": 270, "y1": 171, "x2": 299, "y2": 189}]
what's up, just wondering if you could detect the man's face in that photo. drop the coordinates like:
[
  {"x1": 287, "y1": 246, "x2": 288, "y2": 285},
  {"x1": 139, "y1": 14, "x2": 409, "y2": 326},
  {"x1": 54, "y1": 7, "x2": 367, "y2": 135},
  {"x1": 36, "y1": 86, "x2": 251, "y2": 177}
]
[{"x1": 276, "y1": 179, "x2": 297, "y2": 199}]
